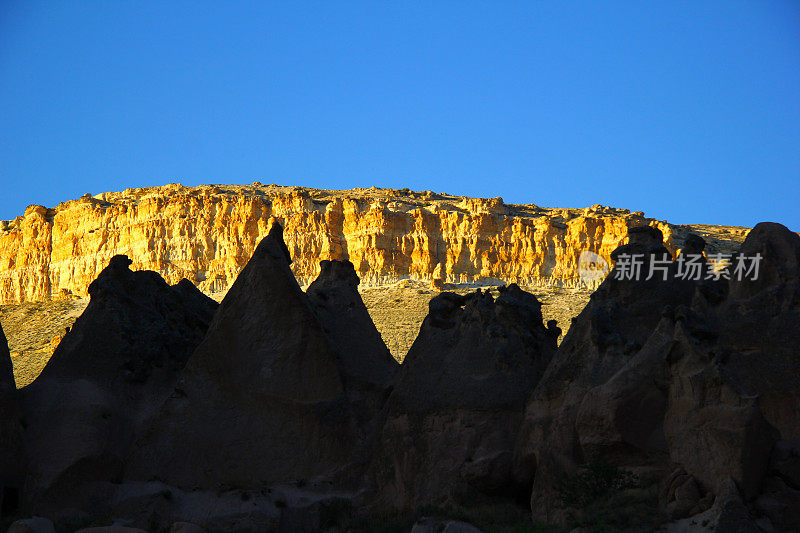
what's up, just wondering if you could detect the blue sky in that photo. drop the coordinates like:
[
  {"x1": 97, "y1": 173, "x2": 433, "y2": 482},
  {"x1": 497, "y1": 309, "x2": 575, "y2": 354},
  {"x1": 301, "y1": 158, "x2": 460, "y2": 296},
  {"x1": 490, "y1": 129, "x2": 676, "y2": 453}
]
[{"x1": 1, "y1": 1, "x2": 798, "y2": 230}]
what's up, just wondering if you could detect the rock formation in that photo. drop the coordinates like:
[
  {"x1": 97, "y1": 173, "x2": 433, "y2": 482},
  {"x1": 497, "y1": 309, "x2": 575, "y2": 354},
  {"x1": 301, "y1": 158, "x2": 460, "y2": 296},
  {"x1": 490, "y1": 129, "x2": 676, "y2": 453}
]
[
  {"x1": 515, "y1": 226, "x2": 695, "y2": 525},
  {"x1": 1, "y1": 320, "x2": 25, "y2": 519},
  {"x1": 515, "y1": 222, "x2": 800, "y2": 531},
  {"x1": 372, "y1": 284, "x2": 556, "y2": 510},
  {"x1": 0, "y1": 183, "x2": 748, "y2": 304},
  {"x1": 667, "y1": 222, "x2": 800, "y2": 531},
  {"x1": 126, "y1": 224, "x2": 362, "y2": 490},
  {"x1": 306, "y1": 259, "x2": 398, "y2": 424},
  {"x1": 19, "y1": 255, "x2": 218, "y2": 511},
  {"x1": 6, "y1": 184, "x2": 796, "y2": 531}
]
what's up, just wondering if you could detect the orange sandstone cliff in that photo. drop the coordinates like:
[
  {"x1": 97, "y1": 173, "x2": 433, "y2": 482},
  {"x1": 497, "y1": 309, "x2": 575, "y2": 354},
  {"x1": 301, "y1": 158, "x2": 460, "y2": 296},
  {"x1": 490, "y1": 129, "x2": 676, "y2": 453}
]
[{"x1": 0, "y1": 183, "x2": 748, "y2": 304}]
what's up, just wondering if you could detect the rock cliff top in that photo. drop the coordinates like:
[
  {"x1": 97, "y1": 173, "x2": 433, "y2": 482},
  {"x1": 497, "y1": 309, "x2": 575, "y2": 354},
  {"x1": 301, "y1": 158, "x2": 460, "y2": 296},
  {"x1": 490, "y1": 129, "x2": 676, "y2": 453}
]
[{"x1": 0, "y1": 182, "x2": 749, "y2": 304}]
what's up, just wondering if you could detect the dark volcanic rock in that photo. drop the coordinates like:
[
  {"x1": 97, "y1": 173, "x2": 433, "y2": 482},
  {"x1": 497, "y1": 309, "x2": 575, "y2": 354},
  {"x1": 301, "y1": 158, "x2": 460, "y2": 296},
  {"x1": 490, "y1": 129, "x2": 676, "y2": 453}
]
[
  {"x1": 610, "y1": 224, "x2": 672, "y2": 261},
  {"x1": 372, "y1": 284, "x2": 556, "y2": 510},
  {"x1": 666, "y1": 223, "x2": 800, "y2": 512},
  {"x1": 664, "y1": 223, "x2": 800, "y2": 504},
  {"x1": 20, "y1": 255, "x2": 218, "y2": 511},
  {"x1": 712, "y1": 222, "x2": 800, "y2": 439},
  {"x1": 517, "y1": 230, "x2": 697, "y2": 520},
  {"x1": 517, "y1": 223, "x2": 800, "y2": 531},
  {"x1": 306, "y1": 259, "x2": 398, "y2": 423},
  {"x1": 682, "y1": 234, "x2": 706, "y2": 256},
  {"x1": 662, "y1": 322, "x2": 777, "y2": 503},
  {"x1": 1, "y1": 320, "x2": 25, "y2": 518},
  {"x1": 127, "y1": 224, "x2": 360, "y2": 490}
]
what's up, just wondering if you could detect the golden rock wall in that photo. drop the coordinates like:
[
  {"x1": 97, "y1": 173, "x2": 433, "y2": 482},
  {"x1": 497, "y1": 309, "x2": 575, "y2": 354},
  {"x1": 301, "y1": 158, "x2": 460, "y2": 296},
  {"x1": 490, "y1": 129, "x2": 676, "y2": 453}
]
[{"x1": 0, "y1": 183, "x2": 747, "y2": 303}]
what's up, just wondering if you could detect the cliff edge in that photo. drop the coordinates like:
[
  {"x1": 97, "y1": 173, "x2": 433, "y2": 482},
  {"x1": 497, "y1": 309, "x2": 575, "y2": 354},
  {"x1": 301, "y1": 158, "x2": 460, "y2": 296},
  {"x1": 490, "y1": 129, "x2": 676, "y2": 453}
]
[{"x1": 0, "y1": 182, "x2": 748, "y2": 304}]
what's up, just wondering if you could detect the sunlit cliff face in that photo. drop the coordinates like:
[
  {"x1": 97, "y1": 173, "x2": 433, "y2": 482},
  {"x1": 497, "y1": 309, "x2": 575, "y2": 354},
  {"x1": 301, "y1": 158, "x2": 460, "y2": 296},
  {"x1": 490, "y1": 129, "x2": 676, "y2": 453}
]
[{"x1": 0, "y1": 182, "x2": 748, "y2": 304}]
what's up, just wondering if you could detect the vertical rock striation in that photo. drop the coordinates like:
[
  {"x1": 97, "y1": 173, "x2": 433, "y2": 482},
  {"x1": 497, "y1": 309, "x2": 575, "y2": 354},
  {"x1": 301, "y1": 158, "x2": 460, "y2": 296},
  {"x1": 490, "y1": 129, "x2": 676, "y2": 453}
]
[{"x1": 0, "y1": 184, "x2": 748, "y2": 304}]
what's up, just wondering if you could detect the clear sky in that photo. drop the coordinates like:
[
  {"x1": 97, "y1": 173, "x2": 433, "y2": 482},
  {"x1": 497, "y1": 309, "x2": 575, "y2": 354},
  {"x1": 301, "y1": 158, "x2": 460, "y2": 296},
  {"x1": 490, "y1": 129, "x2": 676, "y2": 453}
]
[{"x1": 1, "y1": 1, "x2": 798, "y2": 230}]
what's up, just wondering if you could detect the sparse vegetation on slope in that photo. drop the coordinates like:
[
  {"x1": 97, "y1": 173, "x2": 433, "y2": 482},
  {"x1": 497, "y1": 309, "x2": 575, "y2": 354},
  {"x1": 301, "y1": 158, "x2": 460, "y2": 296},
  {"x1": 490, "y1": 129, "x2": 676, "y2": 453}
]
[{"x1": 3, "y1": 281, "x2": 590, "y2": 384}]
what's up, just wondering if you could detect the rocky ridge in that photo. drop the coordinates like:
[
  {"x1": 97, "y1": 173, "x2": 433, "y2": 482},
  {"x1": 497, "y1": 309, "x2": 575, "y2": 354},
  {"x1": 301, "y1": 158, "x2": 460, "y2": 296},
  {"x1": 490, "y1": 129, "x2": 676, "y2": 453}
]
[
  {"x1": 372, "y1": 283, "x2": 556, "y2": 511},
  {"x1": 19, "y1": 255, "x2": 218, "y2": 512},
  {"x1": 126, "y1": 224, "x2": 367, "y2": 491},
  {"x1": 2, "y1": 216, "x2": 797, "y2": 532},
  {"x1": 1, "y1": 281, "x2": 589, "y2": 388},
  {"x1": 514, "y1": 222, "x2": 800, "y2": 531},
  {"x1": 0, "y1": 183, "x2": 748, "y2": 304}
]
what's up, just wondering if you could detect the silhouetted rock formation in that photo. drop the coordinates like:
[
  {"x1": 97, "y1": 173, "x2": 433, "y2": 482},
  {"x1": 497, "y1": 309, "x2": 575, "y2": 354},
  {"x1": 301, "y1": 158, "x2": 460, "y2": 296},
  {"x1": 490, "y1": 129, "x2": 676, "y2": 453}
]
[
  {"x1": 682, "y1": 233, "x2": 706, "y2": 255},
  {"x1": 659, "y1": 223, "x2": 800, "y2": 529},
  {"x1": 20, "y1": 255, "x2": 218, "y2": 511},
  {"x1": 127, "y1": 224, "x2": 361, "y2": 490},
  {"x1": 11, "y1": 215, "x2": 798, "y2": 532},
  {"x1": 1, "y1": 321, "x2": 25, "y2": 519},
  {"x1": 372, "y1": 284, "x2": 556, "y2": 510},
  {"x1": 609, "y1": 224, "x2": 673, "y2": 261},
  {"x1": 669, "y1": 222, "x2": 800, "y2": 531},
  {"x1": 516, "y1": 230, "x2": 697, "y2": 523},
  {"x1": 307, "y1": 259, "x2": 398, "y2": 423},
  {"x1": 516, "y1": 222, "x2": 800, "y2": 531},
  {"x1": 716, "y1": 222, "x2": 800, "y2": 422}
]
